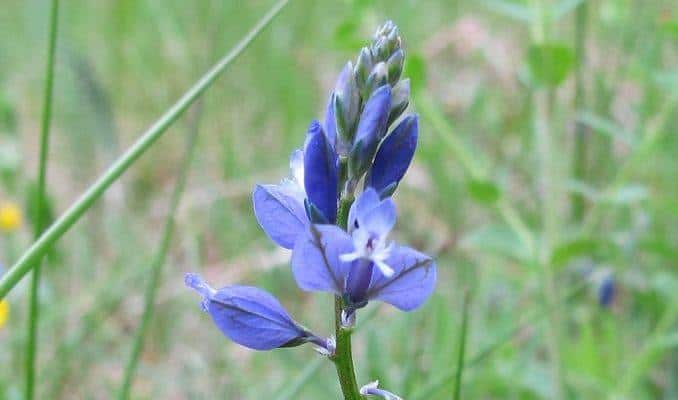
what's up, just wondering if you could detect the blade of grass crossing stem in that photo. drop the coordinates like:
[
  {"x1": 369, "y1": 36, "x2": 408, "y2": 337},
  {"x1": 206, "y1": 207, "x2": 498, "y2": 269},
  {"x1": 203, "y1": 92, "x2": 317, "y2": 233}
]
[
  {"x1": 453, "y1": 290, "x2": 471, "y2": 400},
  {"x1": 118, "y1": 104, "x2": 203, "y2": 400},
  {"x1": 411, "y1": 281, "x2": 587, "y2": 400},
  {"x1": 25, "y1": 0, "x2": 59, "y2": 398},
  {"x1": 0, "y1": 0, "x2": 290, "y2": 299}
]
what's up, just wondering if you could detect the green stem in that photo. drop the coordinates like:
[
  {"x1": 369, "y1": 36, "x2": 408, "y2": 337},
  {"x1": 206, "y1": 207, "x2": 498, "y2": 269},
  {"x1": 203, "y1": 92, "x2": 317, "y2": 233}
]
[
  {"x1": 332, "y1": 197, "x2": 363, "y2": 400},
  {"x1": 530, "y1": 1, "x2": 565, "y2": 398},
  {"x1": 452, "y1": 290, "x2": 471, "y2": 400},
  {"x1": 411, "y1": 281, "x2": 588, "y2": 400},
  {"x1": 0, "y1": 0, "x2": 289, "y2": 300},
  {"x1": 118, "y1": 103, "x2": 203, "y2": 400},
  {"x1": 571, "y1": 0, "x2": 588, "y2": 221},
  {"x1": 25, "y1": 0, "x2": 59, "y2": 398}
]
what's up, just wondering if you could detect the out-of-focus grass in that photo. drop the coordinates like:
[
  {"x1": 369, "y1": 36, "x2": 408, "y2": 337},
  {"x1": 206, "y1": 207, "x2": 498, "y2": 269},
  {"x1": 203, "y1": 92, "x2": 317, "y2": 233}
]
[{"x1": 0, "y1": 0, "x2": 676, "y2": 398}]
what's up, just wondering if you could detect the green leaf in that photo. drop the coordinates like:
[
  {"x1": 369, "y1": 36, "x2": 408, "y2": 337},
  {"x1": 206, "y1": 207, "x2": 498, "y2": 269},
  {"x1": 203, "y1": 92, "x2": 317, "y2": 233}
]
[
  {"x1": 603, "y1": 185, "x2": 648, "y2": 204},
  {"x1": 467, "y1": 179, "x2": 501, "y2": 205},
  {"x1": 551, "y1": 238, "x2": 619, "y2": 267},
  {"x1": 406, "y1": 53, "x2": 427, "y2": 93},
  {"x1": 527, "y1": 43, "x2": 575, "y2": 87},
  {"x1": 461, "y1": 224, "x2": 529, "y2": 262}
]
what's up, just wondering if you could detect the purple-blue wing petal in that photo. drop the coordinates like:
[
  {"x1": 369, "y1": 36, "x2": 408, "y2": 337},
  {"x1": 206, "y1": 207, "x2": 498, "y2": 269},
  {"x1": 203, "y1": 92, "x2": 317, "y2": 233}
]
[
  {"x1": 291, "y1": 224, "x2": 353, "y2": 294},
  {"x1": 367, "y1": 115, "x2": 418, "y2": 195},
  {"x1": 304, "y1": 121, "x2": 338, "y2": 223},
  {"x1": 207, "y1": 285, "x2": 305, "y2": 351},
  {"x1": 347, "y1": 188, "x2": 381, "y2": 231},
  {"x1": 253, "y1": 184, "x2": 308, "y2": 249},
  {"x1": 367, "y1": 245, "x2": 436, "y2": 311},
  {"x1": 361, "y1": 197, "x2": 396, "y2": 237}
]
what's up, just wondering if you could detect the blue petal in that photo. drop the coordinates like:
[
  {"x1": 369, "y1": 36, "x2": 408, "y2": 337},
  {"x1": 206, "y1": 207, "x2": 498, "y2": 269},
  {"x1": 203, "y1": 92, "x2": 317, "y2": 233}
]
[
  {"x1": 366, "y1": 246, "x2": 436, "y2": 311},
  {"x1": 253, "y1": 184, "x2": 308, "y2": 249},
  {"x1": 361, "y1": 197, "x2": 396, "y2": 238},
  {"x1": 186, "y1": 274, "x2": 307, "y2": 351},
  {"x1": 304, "y1": 121, "x2": 338, "y2": 223},
  {"x1": 366, "y1": 115, "x2": 418, "y2": 195},
  {"x1": 351, "y1": 86, "x2": 392, "y2": 172},
  {"x1": 291, "y1": 225, "x2": 353, "y2": 294},
  {"x1": 347, "y1": 188, "x2": 395, "y2": 235},
  {"x1": 347, "y1": 188, "x2": 381, "y2": 231}
]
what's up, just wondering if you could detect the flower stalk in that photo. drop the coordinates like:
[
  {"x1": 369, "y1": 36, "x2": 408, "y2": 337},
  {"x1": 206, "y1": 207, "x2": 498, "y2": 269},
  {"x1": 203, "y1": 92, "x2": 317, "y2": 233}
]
[
  {"x1": 26, "y1": 0, "x2": 59, "y2": 398},
  {"x1": 332, "y1": 196, "x2": 363, "y2": 400}
]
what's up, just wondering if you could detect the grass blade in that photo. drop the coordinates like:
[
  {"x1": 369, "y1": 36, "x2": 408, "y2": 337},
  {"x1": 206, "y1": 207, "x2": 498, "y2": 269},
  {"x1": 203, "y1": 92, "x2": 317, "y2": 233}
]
[
  {"x1": 117, "y1": 103, "x2": 203, "y2": 400},
  {"x1": 25, "y1": 0, "x2": 60, "y2": 398},
  {"x1": 411, "y1": 281, "x2": 587, "y2": 400},
  {"x1": 453, "y1": 290, "x2": 471, "y2": 400},
  {"x1": 0, "y1": 0, "x2": 290, "y2": 299}
]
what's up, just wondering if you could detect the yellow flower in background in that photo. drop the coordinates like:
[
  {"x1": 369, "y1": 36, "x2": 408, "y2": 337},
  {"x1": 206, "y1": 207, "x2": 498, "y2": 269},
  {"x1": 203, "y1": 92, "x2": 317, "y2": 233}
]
[
  {"x1": 0, "y1": 298, "x2": 8, "y2": 328},
  {"x1": 0, "y1": 201, "x2": 22, "y2": 232}
]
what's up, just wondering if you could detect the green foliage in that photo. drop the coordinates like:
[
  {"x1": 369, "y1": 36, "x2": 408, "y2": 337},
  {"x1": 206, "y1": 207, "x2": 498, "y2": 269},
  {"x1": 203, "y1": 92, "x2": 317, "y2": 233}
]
[
  {"x1": 527, "y1": 43, "x2": 574, "y2": 87},
  {"x1": 0, "y1": 0, "x2": 675, "y2": 399}
]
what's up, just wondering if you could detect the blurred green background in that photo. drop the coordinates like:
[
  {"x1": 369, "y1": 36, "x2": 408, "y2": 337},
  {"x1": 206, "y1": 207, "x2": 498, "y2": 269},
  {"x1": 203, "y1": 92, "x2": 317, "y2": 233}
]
[{"x1": 0, "y1": 0, "x2": 676, "y2": 398}]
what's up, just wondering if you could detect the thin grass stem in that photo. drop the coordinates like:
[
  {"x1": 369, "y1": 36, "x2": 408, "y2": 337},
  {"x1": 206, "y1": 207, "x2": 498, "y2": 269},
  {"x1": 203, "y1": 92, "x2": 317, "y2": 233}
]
[
  {"x1": 411, "y1": 281, "x2": 587, "y2": 400},
  {"x1": 118, "y1": 103, "x2": 203, "y2": 400},
  {"x1": 25, "y1": 0, "x2": 59, "y2": 398},
  {"x1": 0, "y1": 0, "x2": 289, "y2": 299},
  {"x1": 452, "y1": 290, "x2": 471, "y2": 400}
]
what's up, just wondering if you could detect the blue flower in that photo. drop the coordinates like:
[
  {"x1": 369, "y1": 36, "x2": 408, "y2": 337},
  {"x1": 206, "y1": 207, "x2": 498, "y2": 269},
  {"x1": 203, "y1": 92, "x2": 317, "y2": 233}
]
[
  {"x1": 291, "y1": 189, "x2": 436, "y2": 318},
  {"x1": 349, "y1": 85, "x2": 392, "y2": 178},
  {"x1": 253, "y1": 149, "x2": 309, "y2": 249},
  {"x1": 304, "y1": 120, "x2": 339, "y2": 223},
  {"x1": 366, "y1": 115, "x2": 418, "y2": 197},
  {"x1": 185, "y1": 273, "x2": 333, "y2": 353},
  {"x1": 598, "y1": 274, "x2": 616, "y2": 308}
]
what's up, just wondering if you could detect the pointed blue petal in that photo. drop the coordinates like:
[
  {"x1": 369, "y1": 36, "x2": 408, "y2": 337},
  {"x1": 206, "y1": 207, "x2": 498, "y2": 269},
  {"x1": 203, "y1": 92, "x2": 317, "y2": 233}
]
[
  {"x1": 291, "y1": 225, "x2": 353, "y2": 294},
  {"x1": 366, "y1": 246, "x2": 436, "y2": 311},
  {"x1": 304, "y1": 120, "x2": 338, "y2": 223},
  {"x1": 186, "y1": 274, "x2": 308, "y2": 351},
  {"x1": 351, "y1": 86, "x2": 392, "y2": 174},
  {"x1": 253, "y1": 184, "x2": 308, "y2": 249},
  {"x1": 367, "y1": 115, "x2": 418, "y2": 195}
]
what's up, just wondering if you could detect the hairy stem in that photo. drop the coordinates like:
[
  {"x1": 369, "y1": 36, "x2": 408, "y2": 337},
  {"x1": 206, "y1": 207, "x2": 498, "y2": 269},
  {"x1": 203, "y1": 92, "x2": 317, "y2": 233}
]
[
  {"x1": 332, "y1": 197, "x2": 363, "y2": 400},
  {"x1": 25, "y1": 0, "x2": 59, "y2": 398},
  {"x1": 0, "y1": 0, "x2": 289, "y2": 299}
]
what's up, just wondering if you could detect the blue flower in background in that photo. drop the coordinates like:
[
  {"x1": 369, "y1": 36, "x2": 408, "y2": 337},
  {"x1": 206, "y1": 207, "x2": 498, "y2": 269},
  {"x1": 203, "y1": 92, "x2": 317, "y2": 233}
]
[
  {"x1": 185, "y1": 273, "x2": 333, "y2": 353},
  {"x1": 598, "y1": 274, "x2": 616, "y2": 308},
  {"x1": 292, "y1": 189, "x2": 436, "y2": 321}
]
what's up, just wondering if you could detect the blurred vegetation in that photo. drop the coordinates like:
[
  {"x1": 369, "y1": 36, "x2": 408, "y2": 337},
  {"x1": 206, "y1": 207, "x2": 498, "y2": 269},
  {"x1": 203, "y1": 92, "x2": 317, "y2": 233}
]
[{"x1": 0, "y1": 0, "x2": 676, "y2": 398}]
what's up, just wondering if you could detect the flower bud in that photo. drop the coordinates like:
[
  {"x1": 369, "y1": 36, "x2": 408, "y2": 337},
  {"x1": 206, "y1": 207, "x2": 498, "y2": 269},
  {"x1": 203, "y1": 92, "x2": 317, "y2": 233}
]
[
  {"x1": 185, "y1": 273, "x2": 333, "y2": 353},
  {"x1": 355, "y1": 47, "x2": 373, "y2": 89},
  {"x1": 364, "y1": 62, "x2": 389, "y2": 98},
  {"x1": 386, "y1": 49, "x2": 404, "y2": 85},
  {"x1": 388, "y1": 79, "x2": 410, "y2": 125}
]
